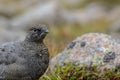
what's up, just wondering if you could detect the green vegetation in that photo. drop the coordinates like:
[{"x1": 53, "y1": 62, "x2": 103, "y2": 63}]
[{"x1": 40, "y1": 63, "x2": 120, "y2": 80}]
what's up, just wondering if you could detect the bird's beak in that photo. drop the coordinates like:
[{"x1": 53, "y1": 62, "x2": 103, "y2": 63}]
[
  {"x1": 45, "y1": 29, "x2": 49, "y2": 34},
  {"x1": 39, "y1": 28, "x2": 49, "y2": 40}
]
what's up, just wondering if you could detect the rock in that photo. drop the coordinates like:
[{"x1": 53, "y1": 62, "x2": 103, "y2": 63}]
[
  {"x1": 0, "y1": 16, "x2": 24, "y2": 43},
  {"x1": 11, "y1": 1, "x2": 59, "y2": 30},
  {"x1": 50, "y1": 33, "x2": 120, "y2": 72},
  {"x1": 0, "y1": 18, "x2": 24, "y2": 43},
  {"x1": 10, "y1": 2, "x2": 107, "y2": 29},
  {"x1": 61, "y1": 3, "x2": 106, "y2": 25},
  {"x1": 0, "y1": 24, "x2": 49, "y2": 80},
  {"x1": 0, "y1": 0, "x2": 49, "y2": 17},
  {"x1": 0, "y1": 28, "x2": 25, "y2": 43}
]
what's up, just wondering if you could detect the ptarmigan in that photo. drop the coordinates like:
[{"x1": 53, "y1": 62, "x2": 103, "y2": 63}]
[{"x1": 0, "y1": 24, "x2": 49, "y2": 80}]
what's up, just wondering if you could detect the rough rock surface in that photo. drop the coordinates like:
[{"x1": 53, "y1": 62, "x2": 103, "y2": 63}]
[
  {"x1": 0, "y1": 24, "x2": 49, "y2": 80},
  {"x1": 50, "y1": 33, "x2": 120, "y2": 71}
]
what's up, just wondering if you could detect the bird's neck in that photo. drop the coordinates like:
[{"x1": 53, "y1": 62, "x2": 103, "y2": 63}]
[
  {"x1": 24, "y1": 39, "x2": 43, "y2": 46},
  {"x1": 24, "y1": 37, "x2": 43, "y2": 43}
]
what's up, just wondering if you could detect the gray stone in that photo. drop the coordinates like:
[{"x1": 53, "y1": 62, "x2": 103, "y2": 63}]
[
  {"x1": 0, "y1": 24, "x2": 49, "y2": 80},
  {"x1": 50, "y1": 33, "x2": 120, "y2": 72},
  {"x1": 0, "y1": 0, "x2": 49, "y2": 17},
  {"x1": 11, "y1": 1, "x2": 59, "y2": 30}
]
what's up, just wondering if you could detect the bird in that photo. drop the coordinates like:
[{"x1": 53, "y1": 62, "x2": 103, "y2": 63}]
[{"x1": 0, "y1": 24, "x2": 49, "y2": 80}]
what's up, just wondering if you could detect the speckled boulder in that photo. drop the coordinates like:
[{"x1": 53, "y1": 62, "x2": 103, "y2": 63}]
[{"x1": 50, "y1": 33, "x2": 120, "y2": 71}]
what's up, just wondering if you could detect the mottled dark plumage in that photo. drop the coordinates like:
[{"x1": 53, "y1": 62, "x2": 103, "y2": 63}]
[{"x1": 0, "y1": 24, "x2": 49, "y2": 80}]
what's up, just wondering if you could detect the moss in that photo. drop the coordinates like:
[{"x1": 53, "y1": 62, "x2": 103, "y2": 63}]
[{"x1": 40, "y1": 63, "x2": 120, "y2": 80}]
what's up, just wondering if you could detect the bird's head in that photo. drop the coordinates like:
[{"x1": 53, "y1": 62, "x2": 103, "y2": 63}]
[{"x1": 25, "y1": 24, "x2": 49, "y2": 42}]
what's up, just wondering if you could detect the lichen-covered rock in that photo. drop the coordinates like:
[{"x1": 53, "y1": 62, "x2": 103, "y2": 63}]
[{"x1": 50, "y1": 33, "x2": 120, "y2": 71}]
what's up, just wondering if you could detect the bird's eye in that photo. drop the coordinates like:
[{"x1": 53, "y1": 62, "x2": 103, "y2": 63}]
[
  {"x1": 38, "y1": 29, "x2": 41, "y2": 32},
  {"x1": 34, "y1": 29, "x2": 37, "y2": 32}
]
